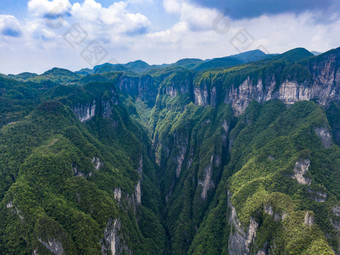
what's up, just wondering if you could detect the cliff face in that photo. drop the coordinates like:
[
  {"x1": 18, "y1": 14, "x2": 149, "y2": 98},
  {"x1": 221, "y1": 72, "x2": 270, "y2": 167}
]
[
  {"x1": 118, "y1": 75, "x2": 157, "y2": 106},
  {"x1": 193, "y1": 48, "x2": 340, "y2": 115},
  {"x1": 65, "y1": 48, "x2": 340, "y2": 254},
  {"x1": 72, "y1": 48, "x2": 340, "y2": 124}
]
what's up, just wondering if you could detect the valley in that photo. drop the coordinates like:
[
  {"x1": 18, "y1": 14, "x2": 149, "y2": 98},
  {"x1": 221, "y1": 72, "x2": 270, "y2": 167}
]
[{"x1": 0, "y1": 47, "x2": 339, "y2": 255}]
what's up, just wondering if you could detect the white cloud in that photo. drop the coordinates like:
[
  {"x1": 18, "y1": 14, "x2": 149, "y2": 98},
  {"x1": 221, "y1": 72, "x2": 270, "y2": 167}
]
[
  {"x1": 163, "y1": 0, "x2": 220, "y2": 30},
  {"x1": 0, "y1": 15, "x2": 23, "y2": 37},
  {"x1": 26, "y1": 0, "x2": 150, "y2": 40},
  {"x1": 71, "y1": 0, "x2": 150, "y2": 35},
  {"x1": 0, "y1": 0, "x2": 340, "y2": 74},
  {"x1": 28, "y1": 0, "x2": 72, "y2": 18}
]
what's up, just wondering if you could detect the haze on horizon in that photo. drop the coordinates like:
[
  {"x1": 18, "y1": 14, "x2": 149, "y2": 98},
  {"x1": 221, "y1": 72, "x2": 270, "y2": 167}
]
[{"x1": 0, "y1": 0, "x2": 339, "y2": 74}]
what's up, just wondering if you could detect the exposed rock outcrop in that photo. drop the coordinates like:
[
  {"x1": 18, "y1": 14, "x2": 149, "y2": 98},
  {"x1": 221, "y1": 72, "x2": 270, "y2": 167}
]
[
  {"x1": 228, "y1": 191, "x2": 258, "y2": 255},
  {"x1": 193, "y1": 49, "x2": 340, "y2": 115},
  {"x1": 92, "y1": 157, "x2": 103, "y2": 170},
  {"x1": 198, "y1": 155, "x2": 215, "y2": 200},
  {"x1": 113, "y1": 188, "x2": 122, "y2": 201},
  {"x1": 315, "y1": 127, "x2": 332, "y2": 148},
  {"x1": 38, "y1": 238, "x2": 64, "y2": 255},
  {"x1": 6, "y1": 200, "x2": 24, "y2": 220},
  {"x1": 101, "y1": 219, "x2": 131, "y2": 255},
  {"x1": 135, "y1": 181, "x2": 141, "y2": 205},
  {"x1": 304, "y1": 212, "x2": 314, "y2": 226},
  {"x1": 292, "y1": 159, "x2": 311, "y2": 185},
  {"x1": 73, "y1": 100, "x2": 96, "y2": 122}
]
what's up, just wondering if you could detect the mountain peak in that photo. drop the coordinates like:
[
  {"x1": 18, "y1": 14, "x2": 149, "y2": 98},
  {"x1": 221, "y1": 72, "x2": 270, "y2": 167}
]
[{"x1": 276, "y1": 47, "x2": 314, "y2": 62}]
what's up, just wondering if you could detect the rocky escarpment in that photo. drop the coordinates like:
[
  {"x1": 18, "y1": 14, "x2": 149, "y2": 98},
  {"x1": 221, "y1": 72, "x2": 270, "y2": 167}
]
[
  {"x1": 292, "y1": 159, "x2": 311, "y2": 185},
  {"x1": 74, "y1": 48, "x2": 340, "y2": 120},
  {"x1": 101, "y1": 219, "x2": 132, "y2": 255},
  {"x1": 193, "y1": 48, "x2": 340, "y2": 115},
  {"x1": 73, "y1": 88, "x2": 119, "y2": 122},
  {"x1": 228, "y1": 191, "x2": 259, "y2": 255},
  {"x1": 118, "y1": 75, "x2": 157, "y2": 106},
  {"x1": 73, "y1": 100, "x2": 96, "y2": 122},
  {"x1": 65, "y1": 48, "x2": 340, "y2": 255}
]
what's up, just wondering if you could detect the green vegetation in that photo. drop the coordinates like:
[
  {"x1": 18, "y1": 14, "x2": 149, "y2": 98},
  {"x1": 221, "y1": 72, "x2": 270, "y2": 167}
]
[{"x1": 0, "y1": 47, "x2": 339, "y2": 255}]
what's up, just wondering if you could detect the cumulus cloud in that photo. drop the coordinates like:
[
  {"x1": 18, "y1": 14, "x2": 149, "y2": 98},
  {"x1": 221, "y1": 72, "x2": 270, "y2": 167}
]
[
  {"x1": 0, "y1": 15, "x2": 23, "y2": 37},
  {"x1": 71, "y1": 0, "x2": 150, "y2": 35},
  {"x1": 163, "y1": 0, "x2": 219, "y2": 30},
  {"x1": 0, "y1": 0, "x2": 340, "y2": 75},
  {"x1": 191, "y1": 0, "x2": 340, "y2": 20},
  {"x1": 25, "y1": 0, "x2": 150, "y2": 43},
  {"x1": 28, "y1": 0, "x2": 72, "y2": 19}
]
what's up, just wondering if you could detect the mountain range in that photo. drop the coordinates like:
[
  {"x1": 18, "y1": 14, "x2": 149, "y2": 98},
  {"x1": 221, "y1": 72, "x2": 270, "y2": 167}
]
[{"x1": 0, "y1": 47, "x2": 339, "y2": 255}]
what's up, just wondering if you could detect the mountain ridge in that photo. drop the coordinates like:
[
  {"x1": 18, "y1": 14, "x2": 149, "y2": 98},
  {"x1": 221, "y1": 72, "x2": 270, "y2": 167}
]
[{"x1": 0, "y1": 46, "x2": 339, "y2": 255}]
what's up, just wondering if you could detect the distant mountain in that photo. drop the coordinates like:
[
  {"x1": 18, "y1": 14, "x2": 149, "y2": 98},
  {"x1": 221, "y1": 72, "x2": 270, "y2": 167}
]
[
  {"x1": 230, "y1": 49, "x2": 274, "y2": 62},
  {"x1": 193, "y1": 49, "x2": 275, "y2": 71},
  {"x1": 93, "y1": 60, "x2": 151, "y2": 74},
  {"x1": 8, "y1": 72, "x2": 38, "y2": 81},
  {"x1": 93, "y1": 63, "x2": 130, "y2": 74},
  {"x1": 26, "y1": 67, "x2": 82, "y2": 85},
  {"x1": 75, "y1": 68, "x2": 93, "y2": 76},
  {"x1": 82, "y1": 50, "x2": 274, "y2": 75},
  {"x1": 173, "y1": 58, "x2": 204, "y2": 69},
  {"x1": 125, "y1": 60, "x2": 151, "y2": 73},
  {"x1": 272, "y1": 47, "x2": 314, "y2": 62}
]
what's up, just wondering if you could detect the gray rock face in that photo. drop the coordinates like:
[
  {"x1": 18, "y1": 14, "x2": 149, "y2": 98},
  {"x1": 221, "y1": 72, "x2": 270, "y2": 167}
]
[
  {"x1": 92, "y1": 157, "x2": 103, "y2": 170},
  {"x1": 194, "y1": 49, "x2": 340, "y2": 115},
  {"x1": 73, "y1": 100, "x2": 96, "y2": 122},
  {"x1": 118, "y1": 75, "x2": 157, "y2": 106},
  {"x1": 198, "y1": 155, "x2": 215, "y2": 200},
  {"x1": 135, "y1": 181, "x2": 141, "y2": 204},
  {"x1": 174, "y1": 133, "x2": 188, "y2": 178},
  {"x1": 113, "y1": 188, "x2": 122, "y2": 201},
  {"x1": 315, "y1": 127, "x2": 332, "y2": 148},
  {"x1": 101, "y1": 219, "x2": 133, "y2": 255},
  {"x1": 333, "y1": 205, "x2": 340, "y2": 217},
  {"x1": 38, "y1": 238, "x2": 64, "y2": 255},
  {"x1": 165, "y1": 79, "x2": 192, "y2": 98},
  {"x1": 6, "y1": 200, "x2": 24, "y2": 220},
  {"x1": 224, "y1": 77, "x2": 277, "y2": 116},
  {"x1": 135, "y1": 155, "x2": 143, "y2": 205},
  {"x1": 304, "y1": 212, "x2": 314, "y2": 226},
  {"x1": 331, "y1": 205, "x2": 340, "y2": 254},
  {"x1": 228, "y1": 191, "x2": 258, "y2": 255},
  {"x1": 292, "y1": 159, "x2": 311, "y2": 185}
]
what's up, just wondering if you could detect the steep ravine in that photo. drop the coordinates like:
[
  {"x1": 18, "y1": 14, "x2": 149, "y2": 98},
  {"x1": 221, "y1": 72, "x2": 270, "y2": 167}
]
[
  {"x1": 66, "y1": 47, "x2": 340, "y2": 255},
  {"x1": 0, "y1": 47, "x2": 339, "y2": 255}
]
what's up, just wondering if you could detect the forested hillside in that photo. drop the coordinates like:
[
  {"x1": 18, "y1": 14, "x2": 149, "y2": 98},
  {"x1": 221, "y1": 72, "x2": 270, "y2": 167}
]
[{"x1": 0, "y1": 47, "x2": 339, "y2": 255}]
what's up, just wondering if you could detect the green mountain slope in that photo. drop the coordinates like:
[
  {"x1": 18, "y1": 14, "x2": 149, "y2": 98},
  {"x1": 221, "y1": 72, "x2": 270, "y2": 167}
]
[
  {"x1": 193, "y1": 49, "x2": 274, "y2": 72},
  {"x1": 0, "y1": 46, "x2": 339, "y2": 255},
  {"x1": 189, "y1": 100, "x2": 339, "y2": 255},
  {"x1": 0, "y1": 84, "x2": 166, "y2": 254}
]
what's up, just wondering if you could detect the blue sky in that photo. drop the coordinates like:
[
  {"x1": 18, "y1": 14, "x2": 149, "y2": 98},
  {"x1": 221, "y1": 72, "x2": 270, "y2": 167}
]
[{"x1": 0, "y1": 0, "x2": 339, "y2": 74}]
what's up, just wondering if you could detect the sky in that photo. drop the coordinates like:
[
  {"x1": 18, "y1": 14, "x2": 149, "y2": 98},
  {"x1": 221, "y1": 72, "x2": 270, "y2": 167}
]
[{"x1": 0, "y1": 0, "x2": 339, "y2": 74}]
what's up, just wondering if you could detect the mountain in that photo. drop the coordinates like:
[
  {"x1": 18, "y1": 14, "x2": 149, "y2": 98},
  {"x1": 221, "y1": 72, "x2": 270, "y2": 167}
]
[
  {"x1": 77, "y1": 50, "x2": 274, "y2": 76},
  {"x1": 93, "y1": 63, "x2": 130, "y2": 74},
  {"x1": 0, "y1": 47, "x2": 339, "y2": 255},
  {"x1": 193, "y1": 49, "x2": 275, "y2": 72},
  {"x1": 25, "y1": 68, "x2": 82, "y2": 85},
  {"x1": 271, "y1": 47, "x2": 314, "y2": 62},
  {"x1": 125, "y1": 60, "x2": 151, "y2": 73},
  {"x1": 8, "y1": 72, "x2": 38, "y2": 81},
  {"x1": 174, "y1": 58, "x2": 205, "y2": 69},
  {"x1": 93, "y1": 61, "x2": 151, "y2": 75},
  {"x1": 75, "y1": 68, "x2": 94, "y2": 76}
]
